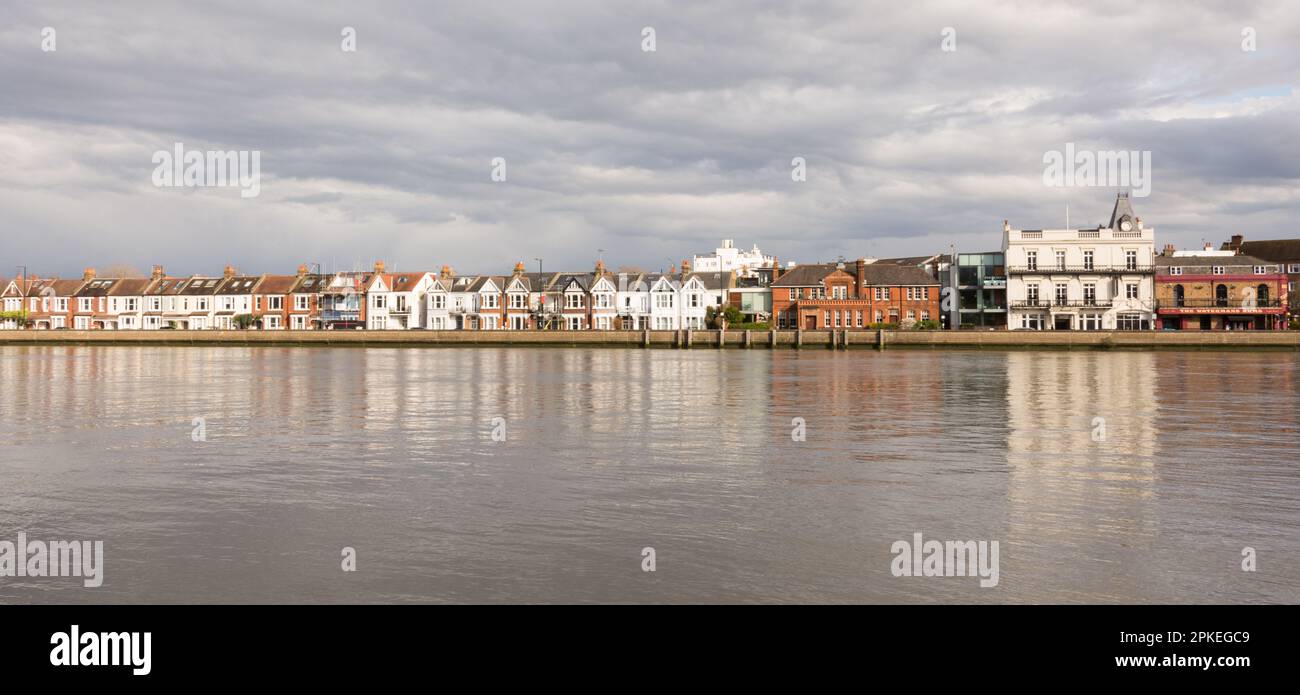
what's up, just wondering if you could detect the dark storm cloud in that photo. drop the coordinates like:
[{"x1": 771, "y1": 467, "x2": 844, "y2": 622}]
[{"x1": 1, "y1": 0, "x2": 1298, "y2": 276}]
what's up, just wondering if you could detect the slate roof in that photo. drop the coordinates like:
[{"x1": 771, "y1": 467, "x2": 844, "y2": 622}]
[
  {"x1": 1237, "y1": 239, "x2": 1300, "y2": 263},
  {"x1": 1155, "y1": 255, "x2": 1281, "y2": 273},
  {"x1": 108, "y1": 278, "x2": 153, "y2": 296}
]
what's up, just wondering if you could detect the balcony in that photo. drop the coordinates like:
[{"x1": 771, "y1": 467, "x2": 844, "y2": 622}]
[
  {"x1": 1010, "y1": 299, "x2": 1114, "y2": 309},
  {"x1": 1009, "y1": 265, "x2": 1154, "y2": 274},
  {"x1": 1157, "y1": 299, "x2": 1283, "y2": 310}
]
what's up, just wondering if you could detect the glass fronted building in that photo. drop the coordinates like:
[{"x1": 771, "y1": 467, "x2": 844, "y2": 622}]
[{"x1": 950, "y1": 252, "x2": 1007, "y2": 328}]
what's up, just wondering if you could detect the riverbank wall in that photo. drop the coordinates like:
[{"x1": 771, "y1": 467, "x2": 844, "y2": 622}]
[{"x1": 1, "y1": 329, "x2": 1297, "y2": 350}]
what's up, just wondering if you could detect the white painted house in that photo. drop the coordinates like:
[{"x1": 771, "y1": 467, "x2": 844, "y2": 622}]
[
  {"x1": 364, "y1": 264, "x2": 435, "y2": 330},
  {"x1": 1004, "y1": 192, "x2": 1156, "y2": 330}
]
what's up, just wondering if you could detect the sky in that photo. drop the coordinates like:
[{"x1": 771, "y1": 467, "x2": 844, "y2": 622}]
[{"x1": 2, "y1": 0, "x2": 1298, "y2": 277}]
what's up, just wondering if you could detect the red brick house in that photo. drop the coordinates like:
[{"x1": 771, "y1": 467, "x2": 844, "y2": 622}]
[{"x1": 772, "y1": 259, "x2": 942, "y2": 329}]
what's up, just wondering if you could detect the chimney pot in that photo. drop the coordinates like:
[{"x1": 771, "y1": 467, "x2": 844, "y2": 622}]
[
  {"x1": 151, "y1": 265, "x2": 164, "y2": 280},
  {"x1": 83, "y1": 267, "x2": 95, "y2": 281},
  {"x1": 374, "y1": 260, "x2": 385, "y2": 274},
  {"x1": 224, "y1": 265, "x2": 237, "y2": 279}
]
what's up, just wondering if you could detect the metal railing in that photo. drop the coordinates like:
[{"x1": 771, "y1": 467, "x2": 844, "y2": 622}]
[
  {"x1": 1156, "y1": 299, "x2": 1283, "y2": 309},
  {"x1": 1008, "y1": 265, "x2": 1154, "y2": 274}
]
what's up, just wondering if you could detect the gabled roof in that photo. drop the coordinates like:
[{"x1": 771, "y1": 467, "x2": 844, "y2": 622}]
[
  {"x1": 258, "y1": 274, "x2": 300, "y2": 294},
  {"x1": 216, "y1": 276, "x2": 261, "y2": 295},
  {"x1": 179, "y1": 277, "x2": 223, "y2": 295},
  {"x1": 504, "y1": 274, "x2": 532, "y2": 292},
  {"x1": 75, "y1": 279, "x2": 119, "y2": 297},
  {"x1": 108, "y1": 278, "x2": 153, "y2": 296},
  {"x1": 771, "y1": 264, "x2": 838, "y2": 287},
  {"x1": 1237, "y1": 239, "x2": 1300, "y2": 263},
  {"x1": 144, "y1": 277, "x2": 186, "y2": 296},
  {"x1": 290, "y1": 273, "x2": 329, "y2": 294},
  {"x1": 468, "y1": 276, "x2": 505, "y2": 293},
  {"x1": 861, "y1": 264, "x2": 941, "y2": 286}
]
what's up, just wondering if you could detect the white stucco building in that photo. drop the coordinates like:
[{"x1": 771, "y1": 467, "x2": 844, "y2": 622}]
[
  {"x1": 1004, "y1": 192, "x2": 1156, "y2": 330},
  {"x1": 692, "y1": 239, "x2": 774, "y2": 278}
]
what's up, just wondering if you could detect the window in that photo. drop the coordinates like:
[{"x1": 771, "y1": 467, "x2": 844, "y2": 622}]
[
  {"x1": 832, "y1": 286, "x2": 846, "y2": 299},
  {"x1": 1083, "y1": 283, "x2": 1096, "y2": 305},
  {"x1": 1253, "y1": 266, "x2": 1266, "y2": 275},
  {"x1": 1054, "y1": 283, "x2": 1068, "y2": 305},
  {"x1": 1173, "y1": 285, "x2": 1185, "y2": 307},
  {"x1": 78, "y1": 297, "x2": 92, "y2": 312},
  {"x1": 595, "y1": 293, "x2": 611, "y2": 309},
  {"x1": 1026, "y1": 251, "x2": 1038, "y2": 271},
  {"x1": 688, "y1": 293, "x2": 701, "y2": 308},
  {"x1": 832, "y1": 311, "x2": 839, "y2": 327},
  {"x1": 855, "y1": 311, "x2": 863, "y2": 327},
  {"x1": 1215, "y1": 284, "x2": 1228, "y2": 307},
  {"x1": 823, "y1": 311, "x2": 830, "y2": 326},
  {"x1": 433, "y1": 294, "x2": 446, "y2": 309},
  {"x1": 1212, "y1": 266, "x2": 1225, "y2": 275},
  {"x1": 1082, "y1": 250, "x2": 1094, "y2": 271},
  {"x1": 1021, "y1": 314, "x2": 1043, "y2": 330},
  {"x1": 295, "y1": 295, "x2": 311, "y2": 311},
  {"x1": 906, "y1": 309, "x2": 916, "y2": 321},
  {"x1": 371, "y1": 316, "x2": 385, "y2": 330},
  {"x1": 1289, "y1": 264, "x2": 1300, "y2": 274},
  {"x1": 874, "y1": 287, "x2": 887, "y2": 301},
  {"x1": 1125, "y1": 283, "x2": 1138, "y2": 300},
  {"x1": 1257, "y1": 284, "x2": 1270, "y2": 304},
  {"x1": 1125, "y1": 250, "x2": 1138, "y2": 271},
  {"x1": 482, "y1": 293, "x2": 499, "y2": 309},
  {"x1": 566, "y1": 293, "x2": 584, "y2": 309},
  {"x1": 1026, "y1": 284, "x2": 1039, "y2": 305},
  {"x1": 56, "y1": 298, "x2": 67, "y2": 312},
  {"x1": 874, "y1": 310, "x2": 883, "y2": 323},
  {"x1": 1169, "y1": 267, "x2": 1182, "y2": 276},
  {"x1": 1116, "y1": 314, "x2": 1144, "y2": 330},
  {"x1": 371, "y1": 295, "x2": 386, "y2": 309},
  {"x1": 654, "y1": 293, "x2": 673, "y2": 309},
  {"x1": 1055, "y1": 250, "x2": 1066, "y2": 270}
]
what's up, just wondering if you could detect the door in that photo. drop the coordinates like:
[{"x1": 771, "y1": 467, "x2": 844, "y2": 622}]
[{"x1": 804, "y1": 314, "x2": 817, "y2": 330}]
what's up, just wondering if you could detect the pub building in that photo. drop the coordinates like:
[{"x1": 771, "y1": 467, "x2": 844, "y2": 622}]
[{"x1": 1154, "y1": 244, "x2": 1289, "y2": 330}]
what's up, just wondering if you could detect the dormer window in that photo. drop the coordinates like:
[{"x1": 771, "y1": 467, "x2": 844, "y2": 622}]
[
  {"x1": 1212, "y1": 266, "x2": 1225, "y2": 275},
  {"x1": 1254, "y1": 266, "x2": 1266, "y2": 274}
]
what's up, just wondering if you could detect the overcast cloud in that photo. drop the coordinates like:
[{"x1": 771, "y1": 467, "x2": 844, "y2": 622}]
[{"x1": 2, "y1": 0, "x2": 1298, "y2": 276}]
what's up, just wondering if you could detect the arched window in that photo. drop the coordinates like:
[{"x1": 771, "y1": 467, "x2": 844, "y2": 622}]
[
  {"x1": 1215, "y1": 284, "x2": 1228, "y2": 307},
  {"x1": 1257, "y1": 284, "x2": 1269, "y2": 304},
  {"x1": 1173, "y1": 284, "x2": 1185, "y2": 307}
]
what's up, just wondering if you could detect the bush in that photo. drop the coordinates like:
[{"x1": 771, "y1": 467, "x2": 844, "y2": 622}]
[
  {"x1": 913, "y1": 319, "x2": 939, "y2": 330},
  {"x1": 232, "y1": 314, "x2": 258, "y2": 330}
]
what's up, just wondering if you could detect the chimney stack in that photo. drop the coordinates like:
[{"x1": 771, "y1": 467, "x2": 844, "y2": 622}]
[
  {"x1": 513, "y1": 261, "x2": 525, "y2": 276},
  {"x1": 1230, "y1": 234, "x2": 1244, "y2": 253},
  {"x1": 772, "y1": 257, "x2": 781, "y2": 282},
  {"x1": 297, "y1": 264, "x2": 309, "y2": 277},
  {"x1": 1162, "y1": 243, "x2": 1175, "y2": 256},
  {"x1": 855, "y1": 258, "x2": 866, "y2": 298},
  {"x1": 373, "y1": 260, "x2": 385, "y2": 274},
  {"x1": 595, "y1": 259, "x2": 605, "y2": 276},
  {"x1": 82, "y1": 267, "x2": 95, "y2": 281},
  {"x1": 440, "y1": 264, "x2": 454, "y2": 279},
  {"x1": 1003, "y1": 219, "x2": 1011, "y2": 233},
  {"x1": 680, "y1": 259, "x2": 690, "y2": 275},
  {"x1": 224, "y1": 265, "x2": 237, "y2": 280},
  {"x1": 151, "y1": 265, "x2": 165, "y2": 280}
]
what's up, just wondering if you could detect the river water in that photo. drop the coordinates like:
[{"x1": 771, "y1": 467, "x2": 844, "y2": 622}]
[{"x1": 0, "y1": 345, "x2": 1296, "y2": 603}]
